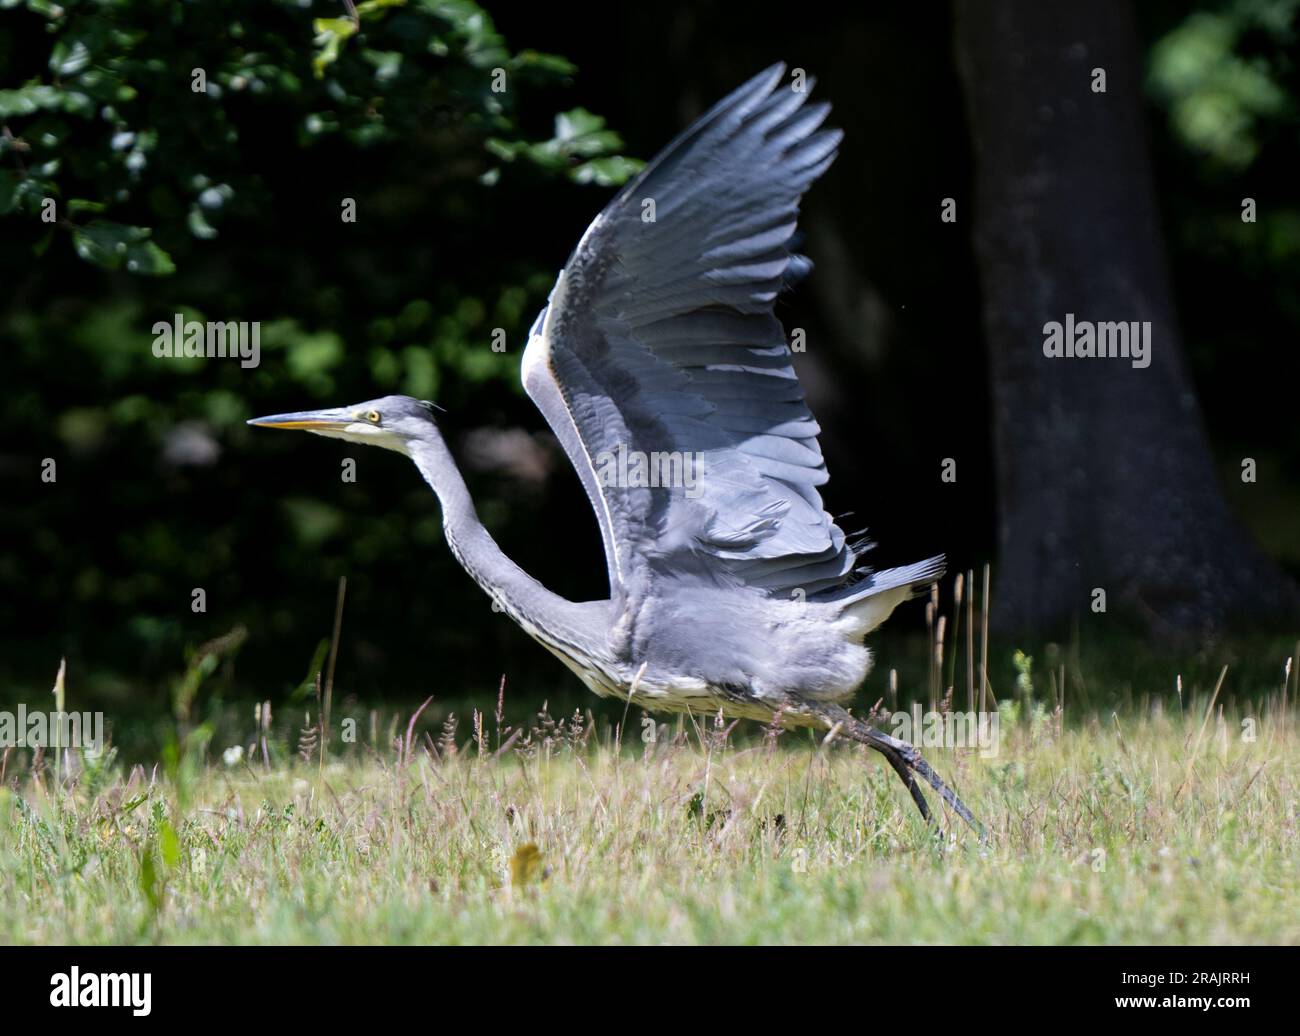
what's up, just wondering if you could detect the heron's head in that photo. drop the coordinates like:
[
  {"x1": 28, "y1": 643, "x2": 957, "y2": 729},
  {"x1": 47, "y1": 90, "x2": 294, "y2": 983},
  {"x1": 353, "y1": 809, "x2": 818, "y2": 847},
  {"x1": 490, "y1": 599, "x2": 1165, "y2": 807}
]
[{"x1": 247, "y1": 395, "x2": 440, "y2": 455}]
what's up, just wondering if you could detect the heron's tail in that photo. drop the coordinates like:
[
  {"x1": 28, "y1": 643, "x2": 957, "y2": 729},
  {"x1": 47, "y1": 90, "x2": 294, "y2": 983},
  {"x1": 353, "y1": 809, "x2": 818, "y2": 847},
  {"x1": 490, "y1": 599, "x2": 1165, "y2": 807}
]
[{"x1": 827, "y1": 554, "x2": 945, "y2": 635}]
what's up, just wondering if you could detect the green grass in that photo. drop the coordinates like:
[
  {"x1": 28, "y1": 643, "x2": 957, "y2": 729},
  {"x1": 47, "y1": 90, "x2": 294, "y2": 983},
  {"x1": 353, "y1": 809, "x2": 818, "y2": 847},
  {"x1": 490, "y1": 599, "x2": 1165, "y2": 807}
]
[{"x1": 2, "y1": 690, "x2": 1297, "y2": 944}]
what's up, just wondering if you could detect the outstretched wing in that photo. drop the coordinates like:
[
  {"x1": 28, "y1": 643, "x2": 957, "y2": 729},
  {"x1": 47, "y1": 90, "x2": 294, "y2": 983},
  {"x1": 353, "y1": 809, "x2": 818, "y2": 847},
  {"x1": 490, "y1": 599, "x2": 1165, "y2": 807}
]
[{"x1": 523, "y1": 64, "x2": 875, "y2": 602}]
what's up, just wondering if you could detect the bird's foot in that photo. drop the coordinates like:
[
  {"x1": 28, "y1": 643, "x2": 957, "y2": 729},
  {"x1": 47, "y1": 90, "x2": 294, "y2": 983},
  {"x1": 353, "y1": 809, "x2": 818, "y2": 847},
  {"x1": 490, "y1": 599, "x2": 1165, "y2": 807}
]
[{"x1": 822, "y1": 705, "x2": 988, "y2": 842}]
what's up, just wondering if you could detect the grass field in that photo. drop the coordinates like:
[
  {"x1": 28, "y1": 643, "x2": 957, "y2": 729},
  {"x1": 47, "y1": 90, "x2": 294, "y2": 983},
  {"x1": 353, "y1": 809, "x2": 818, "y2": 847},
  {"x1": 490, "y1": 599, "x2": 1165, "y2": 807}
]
[{"x1": 2, "y1": 678, "x2": 1297, "y2": 944}]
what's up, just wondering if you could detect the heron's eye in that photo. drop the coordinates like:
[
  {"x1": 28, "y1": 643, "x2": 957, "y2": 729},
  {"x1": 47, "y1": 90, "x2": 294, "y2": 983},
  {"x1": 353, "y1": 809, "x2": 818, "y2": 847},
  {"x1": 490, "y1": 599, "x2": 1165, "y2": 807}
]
[{"x1": 365, "y1": 410, "x2": 381, "y2": 424}]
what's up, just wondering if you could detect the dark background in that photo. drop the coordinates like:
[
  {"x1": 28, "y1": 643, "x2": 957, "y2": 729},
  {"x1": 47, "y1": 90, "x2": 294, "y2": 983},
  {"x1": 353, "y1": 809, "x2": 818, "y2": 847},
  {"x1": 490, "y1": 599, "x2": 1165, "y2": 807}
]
[{"x1": 1, "y1": 0, "x2": 1297, "y2": 738}]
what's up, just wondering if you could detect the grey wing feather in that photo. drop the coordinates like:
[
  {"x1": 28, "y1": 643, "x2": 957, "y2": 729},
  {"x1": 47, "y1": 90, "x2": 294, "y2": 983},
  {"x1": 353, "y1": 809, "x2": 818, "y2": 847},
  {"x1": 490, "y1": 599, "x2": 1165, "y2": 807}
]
[{"x1": 523, "y1": 63, "x2": 937, "y2": 602}]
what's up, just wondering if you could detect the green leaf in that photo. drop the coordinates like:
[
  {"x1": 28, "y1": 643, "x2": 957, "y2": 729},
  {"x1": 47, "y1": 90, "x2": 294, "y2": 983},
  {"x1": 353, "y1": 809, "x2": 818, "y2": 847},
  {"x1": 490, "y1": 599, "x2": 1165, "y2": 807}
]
[
  {"x1": 72, "y1": 220, "x2": 144, "y2": 266},
  {"x1": 503, "y1": 109, "x2": 639, "y2": 177},
  {"x1": 138, "y1": 840, "x2": 161, "y2": 913},
  {"x1": 60, "y1": 89, "x2": 94, "y2": 117},
  {"x1": 123, "y1": 239, "x2": 175, "y2": 276},
  {"x1": 0, "y1": 84, "x2": 63, "y2": 118},
  {"x1": 72, "y1": 220, "x2": 175, "y2": 275},
  {"x1": 554, "y1": 107, "x2": 605, "y2": 142},
  {"x1": 312, "y1": 17, "x2": 359, "y2": 79},
  {"x1": 187, "y1": 206, "x2": 218, "y2": 240},
  {"x1": 23, "y1": 0, "x2": 65, "y2": 20},
  {"x1": 362, "y1": 49, "x2": 403, "y2": 83},
  {"x1": 572, "y1": 155, "x2": 644, "y2": 187},
  {"x1": 356, "y1": 0, "x2": 408, "y2": 16},
  {"x1": 49, "y1": 38, "x2": 91, "y2": 77},
  {"x1": 159, "y1": 819, "x2": 181, "y2": 869},
  {"x1": 5, "y1": 175, "x2": 56, "y2": 216},
  {"x1": 66, "y1": 197, "x2": 106, "y2": 216},
  {"x1": 483, "y1": 137, "x2": 519, "y2": 162},
  {"x1": 511, "y1": 49, "x2": 576, "y2": 77}
]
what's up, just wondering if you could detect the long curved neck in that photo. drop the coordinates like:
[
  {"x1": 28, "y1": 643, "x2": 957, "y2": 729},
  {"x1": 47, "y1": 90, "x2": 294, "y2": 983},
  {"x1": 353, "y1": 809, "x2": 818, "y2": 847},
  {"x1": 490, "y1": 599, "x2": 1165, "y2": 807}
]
[{"x1": 406, "y1": 433, "x2": 609, "y2": 664}]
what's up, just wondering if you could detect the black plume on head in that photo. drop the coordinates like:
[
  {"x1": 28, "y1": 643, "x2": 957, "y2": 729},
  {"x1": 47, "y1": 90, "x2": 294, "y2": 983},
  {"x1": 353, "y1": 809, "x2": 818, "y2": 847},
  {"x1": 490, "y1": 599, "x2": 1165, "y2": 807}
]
[{"x1": 374, "y1": 396, "x2": 441, "y2": 420}]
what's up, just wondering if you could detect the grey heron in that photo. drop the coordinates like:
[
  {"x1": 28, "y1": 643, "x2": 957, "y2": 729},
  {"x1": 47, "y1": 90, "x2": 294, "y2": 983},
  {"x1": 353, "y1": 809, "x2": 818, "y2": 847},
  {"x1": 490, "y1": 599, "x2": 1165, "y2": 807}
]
[{"x1": 250, "y1": 64, "x2": 982, "y2": 836}]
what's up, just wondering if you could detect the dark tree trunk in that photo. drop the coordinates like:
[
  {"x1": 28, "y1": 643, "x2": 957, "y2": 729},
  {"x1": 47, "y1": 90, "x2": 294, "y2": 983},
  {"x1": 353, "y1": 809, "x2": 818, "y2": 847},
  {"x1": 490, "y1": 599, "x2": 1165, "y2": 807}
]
[{"x1": 952, "y1": 0, "x2": 1297, "y2": 636}]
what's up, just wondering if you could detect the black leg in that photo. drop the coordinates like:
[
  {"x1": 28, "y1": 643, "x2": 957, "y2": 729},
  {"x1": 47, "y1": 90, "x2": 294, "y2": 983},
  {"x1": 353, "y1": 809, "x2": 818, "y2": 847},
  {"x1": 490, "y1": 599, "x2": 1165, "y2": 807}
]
[
  {"x1": 873, "y1": 738, "x2": 933, "y2": 825},
  {"x1": 820, "y1": 705, "x2": 986, "y2": 840}
]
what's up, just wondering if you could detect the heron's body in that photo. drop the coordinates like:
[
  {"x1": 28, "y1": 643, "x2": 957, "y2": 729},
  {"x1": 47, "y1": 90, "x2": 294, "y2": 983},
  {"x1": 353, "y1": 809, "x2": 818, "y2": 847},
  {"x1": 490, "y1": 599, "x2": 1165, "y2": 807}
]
[
  {"x1": 412, "y1": 425, "x2": 892, "y2": 726},
  {"x1": 251, "y1": 65, "x2": 983, "y2": 834}
]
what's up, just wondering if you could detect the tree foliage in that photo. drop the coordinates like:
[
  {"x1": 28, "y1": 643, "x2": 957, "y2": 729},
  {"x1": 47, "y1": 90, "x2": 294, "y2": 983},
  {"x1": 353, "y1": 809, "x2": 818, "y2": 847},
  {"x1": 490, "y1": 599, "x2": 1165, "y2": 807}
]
[{"x1": 0, "y1": 0, "x2": 639, "y2": 691}]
